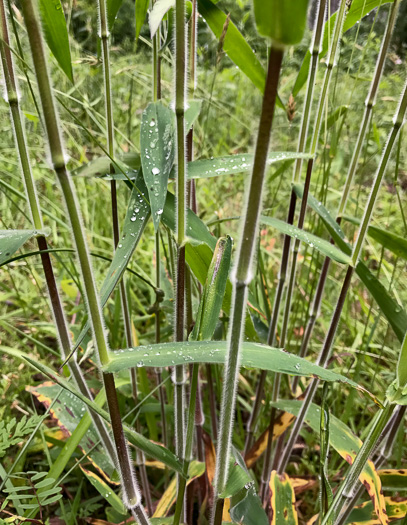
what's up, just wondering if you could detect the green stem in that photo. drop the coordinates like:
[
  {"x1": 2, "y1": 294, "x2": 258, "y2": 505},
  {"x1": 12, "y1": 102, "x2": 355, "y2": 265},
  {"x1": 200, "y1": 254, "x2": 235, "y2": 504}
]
[
  {"x1": 20, "y1": 0, "x2": 146, "y2": 519},
  {"x1": 244, "y1": 0, "x2": 327, "y2": 457},
  {"x1": 211, "y1": 46, "x2": 284, "y2": 523},
  {"x1": 174, "y1": 0, "x2": 187, "y2": 478},
  {"x1": 173, "y1": 364, "x2": 199, "y2": 525}
]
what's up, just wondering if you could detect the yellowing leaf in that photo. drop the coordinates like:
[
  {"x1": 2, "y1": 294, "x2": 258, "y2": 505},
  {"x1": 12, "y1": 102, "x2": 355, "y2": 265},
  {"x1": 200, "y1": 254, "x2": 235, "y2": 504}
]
[
  {"x1": 245, "y1": 412, "x2": 295, "y2": 469},
  {"x1": 269, "y1": 471, "x2": 298, "y2": 525},
  {"x1": 153, "y1": 461, "x2": 205, "y2": 517}
]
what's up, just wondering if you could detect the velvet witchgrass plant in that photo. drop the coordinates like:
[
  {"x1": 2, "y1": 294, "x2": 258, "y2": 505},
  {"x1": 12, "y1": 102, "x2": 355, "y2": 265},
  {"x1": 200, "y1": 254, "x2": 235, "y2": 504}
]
[{"x1": 1, "y1": 1, "x2": 407, "y2": 524}]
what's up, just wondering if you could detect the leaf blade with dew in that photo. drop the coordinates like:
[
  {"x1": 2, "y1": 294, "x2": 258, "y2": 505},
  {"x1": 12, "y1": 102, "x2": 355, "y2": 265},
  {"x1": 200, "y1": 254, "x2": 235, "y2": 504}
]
[
  {"x1": 0, "y1": 346, "x2": 184, "y2": 474},
  {"x1": 135, "y1": 0, "x2": 149, "y2": 42},
  {"x1": 293, "y1": 184, "x2": 407, "y2": 343},
  {"x1": 103, "y1": 341, "x2": 379, "y2": 403},
  {"x1": 190, "y1": 235, "x2": 232, "y2": 341},
  {"x1": 80, "y1": 466, "x2": 126, "y2": 514},
  {"x1": 140, "y1": 101, "x2": 175, "y2": 231},
  {"x1": 186, "y1": 152, "x2": 313, "y2": 180},
  {"x1": 197, "y1": 0, "x2": 284, "y2": 107},
  {"x1": 292, "y1": 0, "x2": 396, "y2": 96},
  {"x1": 107, "y1": 0, "x2": 125, "y2": 30},
  {"x1": 260, "y1": 216, "x2": 351, "y2": 264},
  {"x1": 69, "y1": 174, "x2": 150, "y2": 360},
  {"x1": 38, "y1": 0, "x2": 73, "y2": 82},
  {"x1": 0, "y1": 229, "x2": 49, "y2": 266},
  {"x1": 268, "y1": 471, "x2": 298, "y2": 525},
  {"x1": 272, "y1": 400, "x2": 388, "y2": 525}
]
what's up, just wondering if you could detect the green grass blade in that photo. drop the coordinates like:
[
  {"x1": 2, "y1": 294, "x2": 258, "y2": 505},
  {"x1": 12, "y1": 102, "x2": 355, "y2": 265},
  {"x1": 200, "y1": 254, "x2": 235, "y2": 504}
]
[
  {"x1": 343, "y1": 216, "x2": 407, "y2": 260},
  {"x1": 107, "y1": 0, "x2": 125, "y2": 30},
  {"x1": 104, "y1": 341, "x2": 378, "y2": 403},
  {"x1": 140, "y1": 102, "x2": 175, "y2": 231},
  {"x1": 135, "y1": 0, "x2": 149, "y2": 42},
  {"x1": 197, "y1": 0, "x2": 283, "y2": 107},
  {"x1": 190, "y1": 235, "x2": 232, "y2": 341},
  {"x1": 253, "y1": 0, "x2": 310, "y2": 46},
  {"x1": 293, "y1": 184, "x2": 407, "y2": 343},
  {"x1": 260, "y1": 216, "x2": 351, "y2": 264},
  {"x1": 39, "y1": 0, "x2": 73, "y2": 82},
  {"x1": 0, "y1": 229, "x2": 48, "y2": 265}
]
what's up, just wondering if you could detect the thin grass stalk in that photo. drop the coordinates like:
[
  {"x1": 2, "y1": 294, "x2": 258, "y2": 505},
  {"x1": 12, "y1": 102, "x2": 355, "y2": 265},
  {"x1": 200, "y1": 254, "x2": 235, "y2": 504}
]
[
  {"x1": 0, "y1": 0, "x2": 115, "y2": 464},
  {"x1": 211, "y1": 46, "x2": 284, "y2": 525},
  {"x1": 151, "y1": 1, "x2": 168, "y2": 450},
  {"x1": 292, "y1": 0, "x2": 400, "y2": 394},
  {"x1": 174, "y1": 0, "x2": 187, "y2": 488},
  {"x1": 19, "y1": 2, "x2": 149, "y2": 522},
  {"x1": 244, "y1": 0, "x2": 327, "y2": 455},
  {"x1": 172, "y1": 364, "x2": 199, "y2": 525},
  {"x1": 281, "y1": 0, "x2": 349, "y2": 344},
  {"x1": 278, "y1": 78, "x2": 407, "y2": 473},
  {"x1": 98, "y1": 0, "x2": 152, "y2": 510}
]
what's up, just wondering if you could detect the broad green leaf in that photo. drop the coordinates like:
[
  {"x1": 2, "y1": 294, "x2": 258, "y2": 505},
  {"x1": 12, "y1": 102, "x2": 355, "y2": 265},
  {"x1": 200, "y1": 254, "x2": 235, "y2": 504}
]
[
  {"x1": 293, "y1": 0, "x2": 395, "y2": 96},
  {"x1": 39, "y1": 0, "x2": 73, "y2": 82},
  {"x1": 326, "y1": 105, "x2": 349, "y2": 130},
  {"x1": 185, "y1": 99, "x2": 203, "y2": 132},
  {"x1": 27, "y1": 382, "x2": 119, "y2": 484},
  {"x1": 343, "y1": 216, "x2": 407, "y2": 261},
  {"x1": 345, "y1": 496, "x2": 407, "y2": 524},
  {"x1": 272, "y1": 400, "x2": 387, "y2": 525},
  {"x1": 397, "y1": 332, "x2": 407, "y2": 389},
  {"x1": 71, "y1": 175, "x2": 150, "y2": 356},
  {"x1": 140, "y1": 102, "x2": 175, "y2": 230},
  {"x1": 72, "y1": 153, "x2": 140, "y2": 178},
  {"x1": 269, "y1": 471, "x2": 298, "y2": 525},
  {"x1": 135, "y1": 0, "x2": 149, "y2": 42},
  {"x1": 230, "y1": 485, "x2": 268, "y2": 525},
  {"x1": 149, "y1": 0, "x2": 174, "y2": 37},
  {"x1": 221, "y1": 449, "x2": 253, "y2": 499},
  {"x1": 104, "y1": 340, "x2": 378, "y2": 403},
  {"x1": 253, "y1": 0, "x2": 310, "y2": 46},
  {"x1": 260, "y1": 216, "x2": 351, "y2": 264},
  {"x1": 152, "y1": 461, "x2": 205, "y2": 517},
  {"x1": 0, "y1": 229, "x2": 48, "y2": 266},
  {"x1": 187, "y1": 152, "x2": 313, "y2": 180},
  {"x1": 0, "y1": 346, "x2": 183, "y2": 474},
  {"x1": 378, "y1": 469, "x2": 407, "y2": 491},
  {"x1": 107, "y1": 0, "x2": 125, "y2": 30},
  {"x1": 197, "y1": 0, "x2": 285, "y2": 107},
  {"x1": 80, "y1": 466, "x2": 126, "y2": 514},
  {"x1": 190, "y1": 236, "x2": 232, "y2": 341},
  {"x1": 293, "y1": 184, "x2": 407, "y2": 343}
]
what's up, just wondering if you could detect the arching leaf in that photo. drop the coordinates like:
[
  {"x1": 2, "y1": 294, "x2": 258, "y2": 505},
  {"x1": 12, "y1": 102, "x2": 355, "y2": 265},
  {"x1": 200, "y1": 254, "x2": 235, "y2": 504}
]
[{"x1": 39, "y1": 0, "x2": 73, "y2": 82}]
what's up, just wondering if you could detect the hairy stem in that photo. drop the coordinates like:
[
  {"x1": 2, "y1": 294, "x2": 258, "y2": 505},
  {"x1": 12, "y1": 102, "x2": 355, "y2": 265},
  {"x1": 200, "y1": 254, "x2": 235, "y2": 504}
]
[
  {"x1": 211, "y1": 46, "x2": 284, "y2": 524},
  {"x1": 20, "y1": 0, "x2": 147, "y2": 519}
]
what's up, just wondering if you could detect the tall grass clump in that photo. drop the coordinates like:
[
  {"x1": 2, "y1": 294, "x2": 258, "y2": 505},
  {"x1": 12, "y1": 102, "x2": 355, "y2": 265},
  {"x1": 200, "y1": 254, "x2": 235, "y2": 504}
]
[{"x1": 1, "y1": 0, "x2": 407, "y2": 524}]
